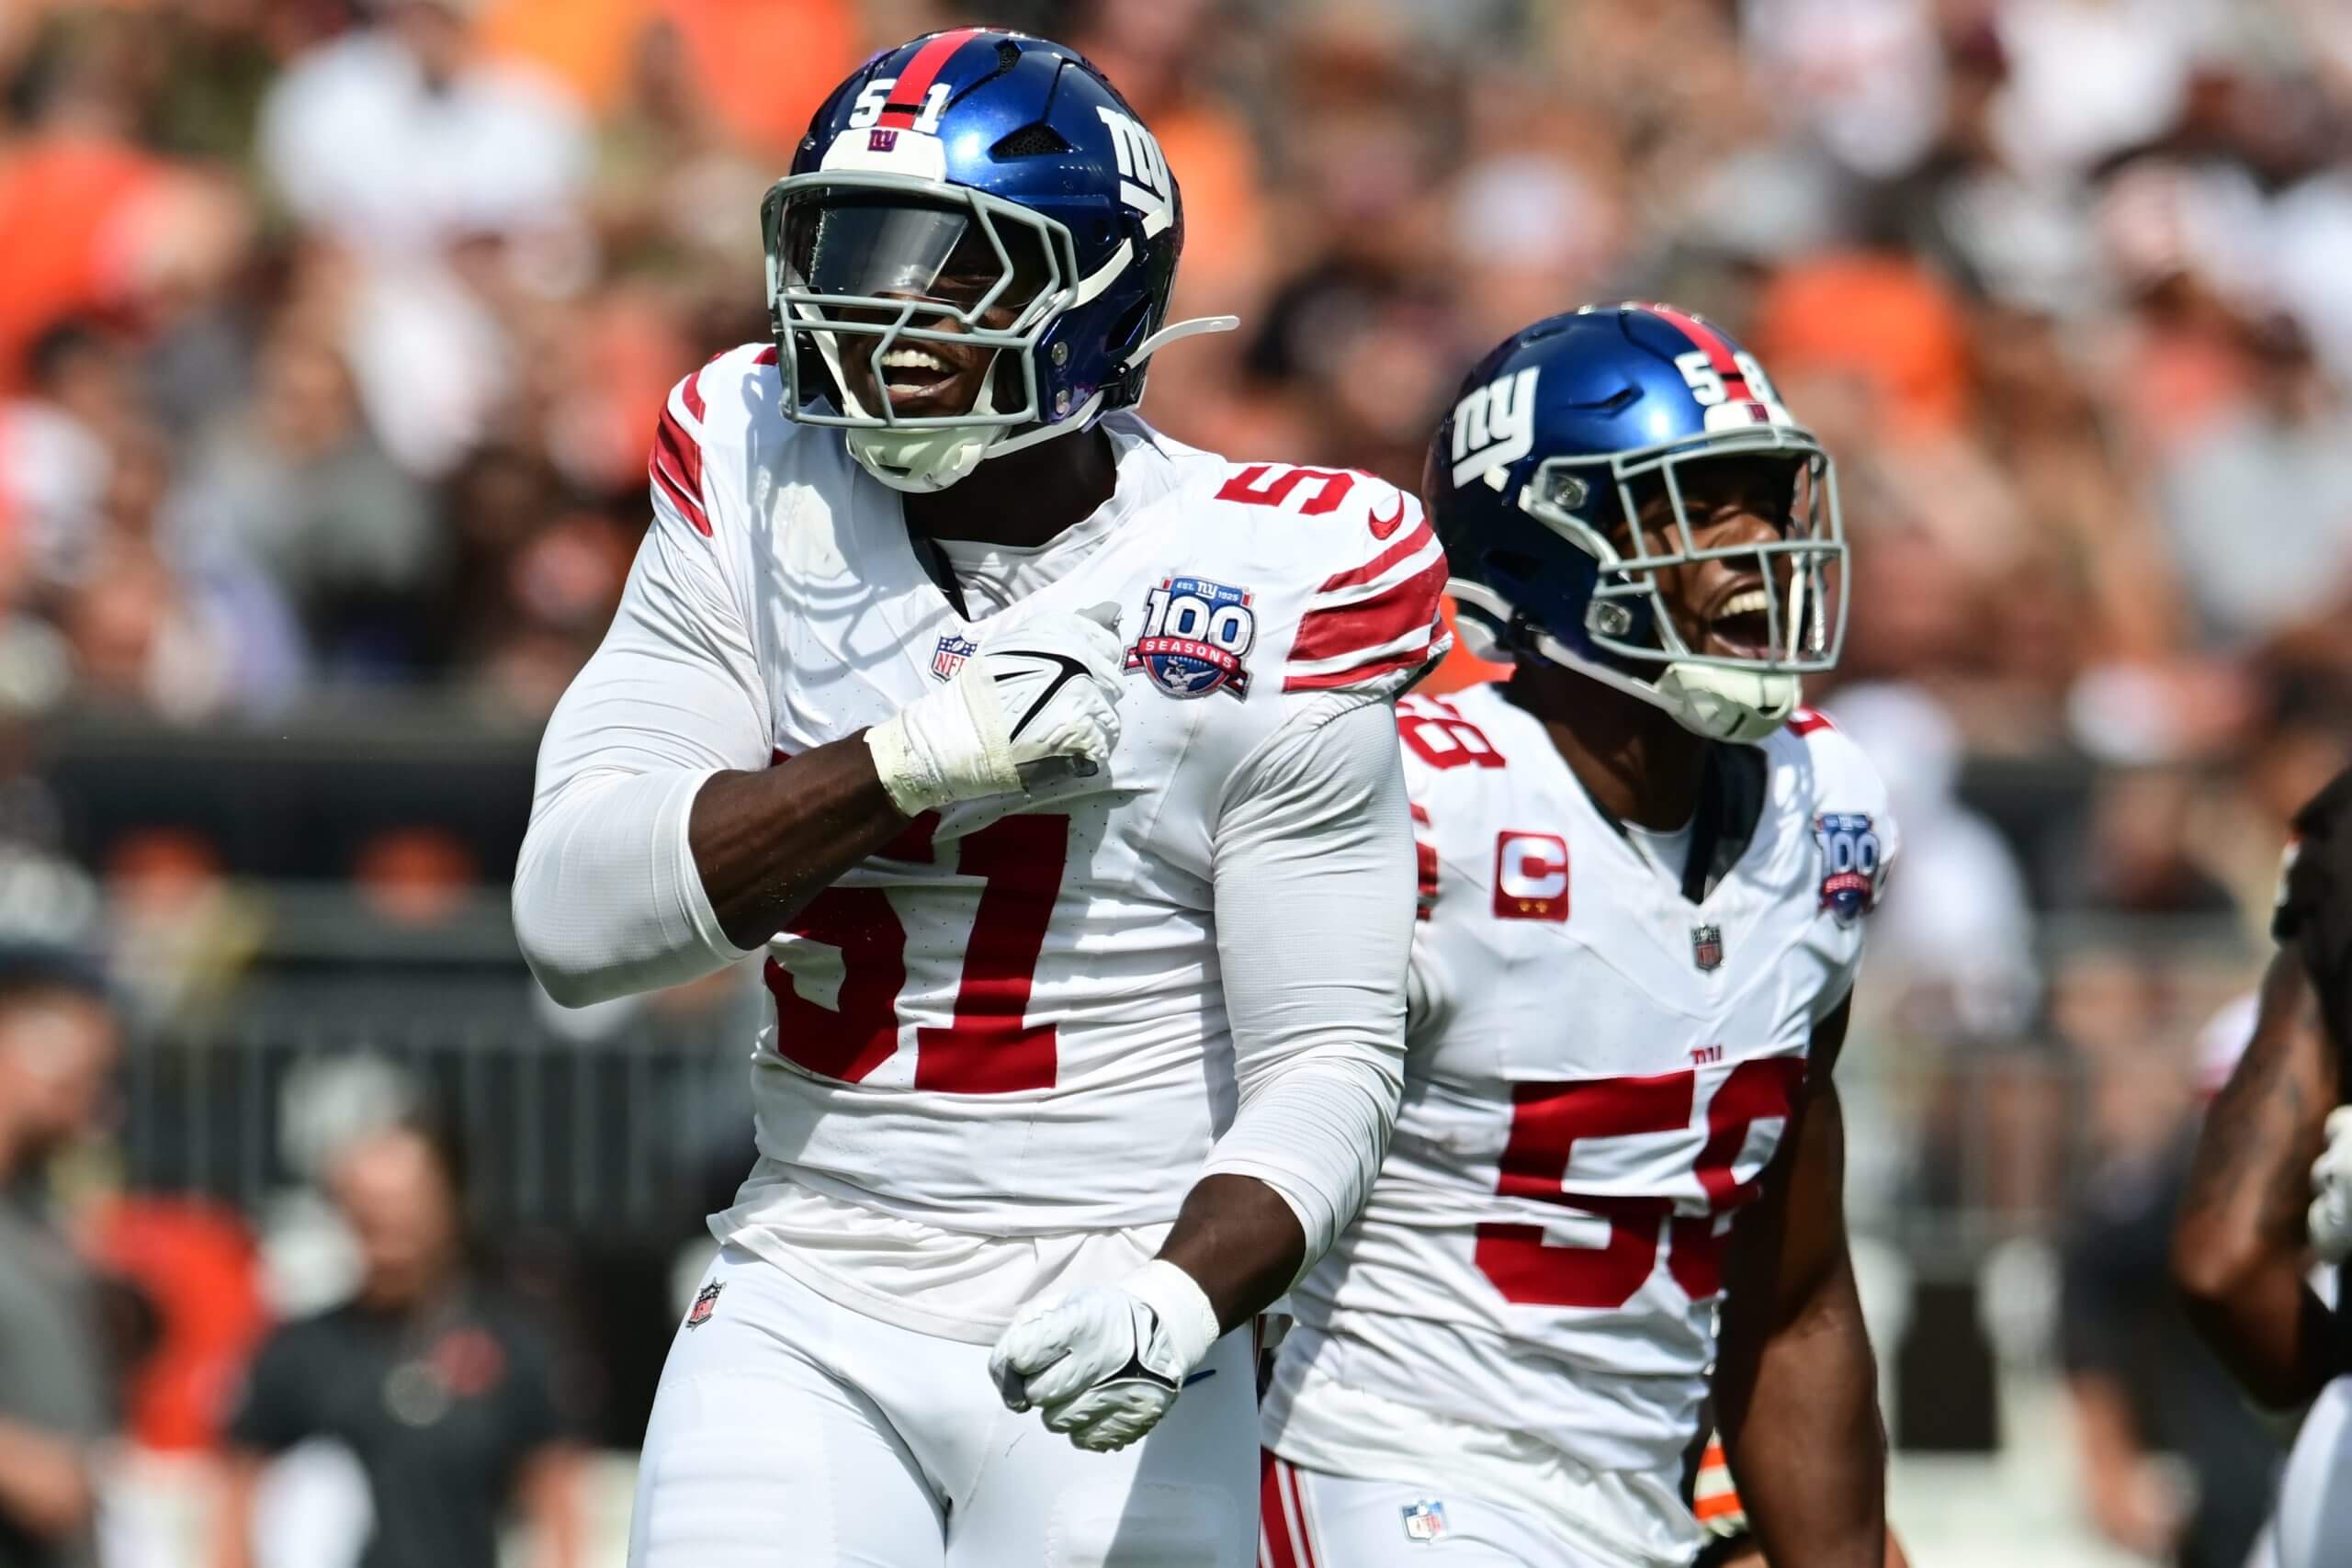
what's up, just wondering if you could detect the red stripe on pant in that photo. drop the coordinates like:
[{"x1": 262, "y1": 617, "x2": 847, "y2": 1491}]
[
  {"x1": 1259, "y1": 1453, "x2": 1320, "y2": 1568},
  {"x1": 877, "y1": 28, "x2": 983, "y2": 128}
]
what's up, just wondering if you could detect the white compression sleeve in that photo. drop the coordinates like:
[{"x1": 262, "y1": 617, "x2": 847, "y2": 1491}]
[
  {"x1": 1204, "y1": 694, "x2": 1413, "y2": 1276},
  {"x1": 513, "y1": 502, "x2": 767, "y2": 1006}
]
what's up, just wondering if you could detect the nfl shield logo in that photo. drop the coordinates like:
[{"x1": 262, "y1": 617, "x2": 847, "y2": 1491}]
[
  {"x1": 685, "y1": 1281, "x2": 723, "y2": 1330},
  {"x1": 931, "y1": 635, "x2": 977, "y2": 682},
  {"x1": 1690, "y1": 924, "x2": 1724, "y2": 972},
  {"x1": 1400, "y1": 1500, "x2": 1447, "y2": 1541}
]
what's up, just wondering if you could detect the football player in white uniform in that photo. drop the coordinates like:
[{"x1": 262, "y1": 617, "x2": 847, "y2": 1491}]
[
  {"x1": 2177, "y1": 769, "x2": 2352, "y2": 1568},
  {"x1": 1259, "y1": 305, "x2": 1897, "y2": 1568},
  {"x1": 510, "y1": 31, "x2": 1449, "y2": 1568}
]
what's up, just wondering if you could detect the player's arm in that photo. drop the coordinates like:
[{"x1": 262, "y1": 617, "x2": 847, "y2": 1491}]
[
  {"x1": 1170, "y1": 692, "x2": 1415, "y2": 1317},
  {"x1": 514, "y1": 398, "x2": 1125, "y2": 1006},
  {"x1": 512, "y1": 486, "x2": 892, "y2": 1004},
  {"x1": 1713, "y1": 997, "x2": 1887, "y2": 1568},
  {"x1": 2171, "y1": 949, "x2": 2340, "y2": 1406},
  {"x1": 990, "y1": 694, "x2": 1413, "y2": 1448}
]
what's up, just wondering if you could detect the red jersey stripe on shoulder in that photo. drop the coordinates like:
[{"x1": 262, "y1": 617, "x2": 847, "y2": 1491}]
[
  {"x1": 650, "y1": 459, "x2": 707, "y2": 536},
  {"x1": 680, "y1": 366, "x2": 707, "y2": 423},
  {"x1": 879, "y1": 28, "x2": 984, "y2": 127},
  {"x1": 753, "y1": 344, "x2": 779, "y2": 367},
  {"x1": 1787, "y1": 707, "x2": 1835, "y2": 735},
  {"x1": 651, "y1": 405, "x2": 710, "y2": 536},
  {"x1": 1291, "y1": 553, "x2": 1448, "y2": 662},
  {"x1": 1313, "y1": 513, "x2": 1434, "y2": 596},
  {"x1": 1281, "y1": 634, "x2": 1445, "y2": 693},
  {"x1": 655, "y1": 406, "x2": 704, "y2": 493}
]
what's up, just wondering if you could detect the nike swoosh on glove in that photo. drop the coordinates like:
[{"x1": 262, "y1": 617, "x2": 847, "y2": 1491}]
[
  {"x1": 865, "y1": 602, "x2": 1125, "y2": 816},
  {"x1": 2310, "y1": 1106, "x2": 2352, "y2": 1265},
  {"x1": 987, "y1": 1259, "x2": 1223, "y2": 1452}
]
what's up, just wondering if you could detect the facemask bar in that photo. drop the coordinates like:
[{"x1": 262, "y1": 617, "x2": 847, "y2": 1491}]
[
  {"x1": 1519, "y1": 423, "x2": 1846, "y2": 675},
  {"x1": 763, "y1": 171, "x2": 1082, "y2": 432}
]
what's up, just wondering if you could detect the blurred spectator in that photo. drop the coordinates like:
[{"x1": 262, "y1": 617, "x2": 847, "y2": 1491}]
[
  {"x1": 0, "y1": 949, "x2": 124, "y2": 1568},
  {"x1": 1834, "y1": 682, "x2": 2041, "y2": 1043},
  {"x1": 257, "y1": 0, "x2": 589, "y2": 257},
  {"x1": 212, "y1": 1112, "x2": 582, "y2": 1568},
  {"x1": 166, "y1": 322, "x2": 434, "y2": 683},
  {"x1": 2061, "y1": 767, "x2": 2240, "y2": 920}
]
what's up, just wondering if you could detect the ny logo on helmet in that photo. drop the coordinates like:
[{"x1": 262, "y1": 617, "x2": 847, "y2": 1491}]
[
  {"x1": 1451, "y1": 367, "x2": 1539, "y2": 491},
  {"x1": 1095, "y1": 107, "x2": 1172, "y2": 237}
]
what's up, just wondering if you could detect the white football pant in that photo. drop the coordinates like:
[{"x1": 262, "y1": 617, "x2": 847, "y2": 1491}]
[
  {"x1": 2248, "y1": 1376, "x2": 2352, "y2": 1568},
  {"x1": 630, "y1": 1245, "x2": 1257, "y2": 1567},
  {"x1": 1260, "y1": 1454, "x2": 1633, "y2": 1568}
]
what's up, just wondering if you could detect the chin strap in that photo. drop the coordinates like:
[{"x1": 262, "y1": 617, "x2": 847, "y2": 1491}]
[
  {"x1": 846, "y1": 316, "x2": 1241, "y2": 493},
  {"x1": 1520, "y1": 625, "x2": 1798, "y2": 744}
]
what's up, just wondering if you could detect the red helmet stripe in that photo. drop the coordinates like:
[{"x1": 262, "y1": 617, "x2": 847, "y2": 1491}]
[
  {"x1": 1640, "y1": 302, "x2": 1756, "y2": 401},
  {"x1": 878, "y1": 28, "x2": 987, "y2": 127}
]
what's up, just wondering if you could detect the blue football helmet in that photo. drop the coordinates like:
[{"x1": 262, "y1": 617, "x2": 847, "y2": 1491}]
[
  {"x1": 1430, "y1": 303, "x2": 1845, "y2": 743},
  {"x1": 762, "y1": 29, "x2": 1233, "y2": 492}
]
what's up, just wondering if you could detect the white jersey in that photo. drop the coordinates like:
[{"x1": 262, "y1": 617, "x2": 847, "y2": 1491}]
[
  {"x1": 1264, "y1": 681, "x2": 1894, "y2": 1557},
  {"x1": 515, "y1": 344, "x2": 1448, "y2": 1335}
]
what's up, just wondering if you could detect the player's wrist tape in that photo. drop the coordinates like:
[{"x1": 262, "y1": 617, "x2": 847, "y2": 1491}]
[
  {"x1": 865, "y1": 672, "x2": 1020, "y2": 817},
  {"x1": 1126, "y1": 1259, "x2": 1223, "y2": 1378}
]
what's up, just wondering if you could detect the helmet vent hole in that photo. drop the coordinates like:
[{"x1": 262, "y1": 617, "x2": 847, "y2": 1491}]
[
  {"x1": 991, "y1": 122, "x2": 1074, "y2": 158},
  {"x1": 998, "y1": 39, "x2": 1022, "y2": 72},
  {"x1": 1105, "y1": 296, "x2": 1154, "y2": 366}
]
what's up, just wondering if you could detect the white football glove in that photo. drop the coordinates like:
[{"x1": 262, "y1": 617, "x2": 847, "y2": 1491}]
[
  {"x1": 865, "y1": 603, "x2": 1125, "y2": 816},
  {"x1": 987, "y1": 1260, "x2": 1223, "y2": 1452},
  {"x1": 2308, "y1": 1106, "x2": 2352, "y2": 1264}
]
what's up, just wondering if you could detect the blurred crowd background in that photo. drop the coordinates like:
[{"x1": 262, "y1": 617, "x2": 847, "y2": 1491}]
[{"x1": 1, "y1": 0, "x2": 2349, "y2": 1564}]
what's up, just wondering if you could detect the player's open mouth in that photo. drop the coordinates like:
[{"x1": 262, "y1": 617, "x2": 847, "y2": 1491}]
[
  {"x1": 876, "y1": 345, "x2": 965, "y2": 401},
  {"x1": 1703, "y1": 585, "x2": 1776, "y2": 658}
]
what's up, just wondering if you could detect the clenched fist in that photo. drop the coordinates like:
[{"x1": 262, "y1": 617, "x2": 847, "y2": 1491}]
[
  {"x1": 866, "y1": 602, "x2": 1125, "y2": 815},
  {"x1": 987, "y1": 1260, "x2": 1223, "y2": 1452}
]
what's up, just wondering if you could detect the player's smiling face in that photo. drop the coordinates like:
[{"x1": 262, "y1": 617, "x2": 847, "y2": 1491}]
[
  {"x1": 830, "y1": 228, "x2": 1047, "y2": 422},
  {"x1": 1616, "y1": 456, "x2": 1803, "y2": 662}
]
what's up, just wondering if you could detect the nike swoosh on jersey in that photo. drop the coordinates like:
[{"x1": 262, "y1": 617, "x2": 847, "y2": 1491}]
[
  {"x1": 1368, "y1": 494, "x2": 1408, "y2": 539},
  {"x1": 994, "y1": 651, "x2": 1095, "y2": 740}
]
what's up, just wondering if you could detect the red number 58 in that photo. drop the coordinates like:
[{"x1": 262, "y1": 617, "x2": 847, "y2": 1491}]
[{"x1": 1474, "y1": 1057, "x2": 1806, "y2": 1309}]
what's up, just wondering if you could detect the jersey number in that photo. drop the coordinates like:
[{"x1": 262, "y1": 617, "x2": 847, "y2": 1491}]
[
  {"x1": 1214, "y1": 464, "x2": 1357, "y2": 514},
  {"x1": 765, "y1": 814, "x2": 1068, "y2": 1093},
  {"x1": 1474, "y1": 1057, "x2": 1806, "y2": 1308},
  {"x1": 1398, "y1": 705, "x2": 1504, "y2": 769}
]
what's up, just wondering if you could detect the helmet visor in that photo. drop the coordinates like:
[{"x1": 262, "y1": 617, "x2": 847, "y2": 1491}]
[{"x1": 766, "y1": 175, "x2": 1069, "y2": 428}]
